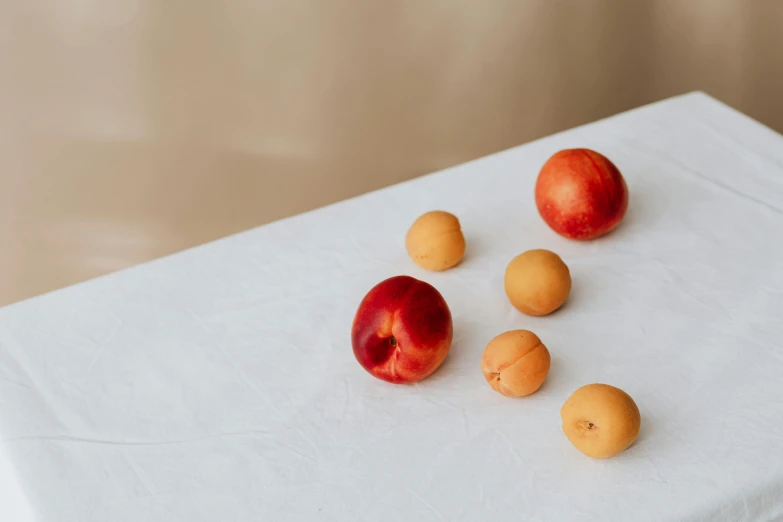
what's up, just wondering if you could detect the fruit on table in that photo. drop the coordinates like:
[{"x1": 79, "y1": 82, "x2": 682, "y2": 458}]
[
  {"x1": 481, "y1": 330, "x2": 550, "y2": 397},
  {"x1": 352, "y1": 275, "x2": 453, "y2": 383},
  {"x1": 535, "y1": 148, "x2": 628, "y2": 240},
  {"x1": 504, "y1": 249, "x2": 571, "y2": 316},
  {"x1": 405, "y1": 211, "x2": 466, "y2": 271},
  {"x1": 561, "y1": 383, "x2": 641, "y2": 458}
]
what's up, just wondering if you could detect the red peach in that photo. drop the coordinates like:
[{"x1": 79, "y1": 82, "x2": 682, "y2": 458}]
[
  {"x1": 352, "y1": 275, "x2": 453, "y2": 384},
  {"x1": 535, "y1": 148, "x2": 629, "y2": 240}
]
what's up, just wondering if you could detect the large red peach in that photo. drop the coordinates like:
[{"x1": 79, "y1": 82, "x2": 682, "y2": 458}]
[
  {"x1": 535, "y1": 148, "x2": 628, "y2": 240},
  {"x1": 352, "y1": 275, "x2": 453, "y2": 384}
]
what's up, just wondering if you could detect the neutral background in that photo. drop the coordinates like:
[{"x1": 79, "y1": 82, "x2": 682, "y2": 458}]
[{"x1": 2, "y1": 0, "x2": 783, "y2": 306}]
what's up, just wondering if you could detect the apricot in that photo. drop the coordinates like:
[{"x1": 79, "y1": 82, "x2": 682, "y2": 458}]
[
  {"x1": 561, "y1": 383, "x2": 641, "y2": 458},
  {"x1": 481, "y1": 330, "x2": 550, "y2": 397},
  {"x1": 504, "y1": 249, "x2": 571, "y2": 316},
  {"x1": 405, "y1": 211, "x2": 465, "y2": 271}
]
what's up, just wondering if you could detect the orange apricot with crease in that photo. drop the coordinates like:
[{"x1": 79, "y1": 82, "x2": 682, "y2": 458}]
[
  {"x1": 405, "y1": 211, "x2": 466, "y2": 271},
  {"x1": 481, "y1": 330, "x2": 551, "y2": 398}
]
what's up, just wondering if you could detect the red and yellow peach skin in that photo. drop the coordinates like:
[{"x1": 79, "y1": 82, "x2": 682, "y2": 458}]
[{"x1": 352, "y1": 275, "x2": 453, "y2": 384}]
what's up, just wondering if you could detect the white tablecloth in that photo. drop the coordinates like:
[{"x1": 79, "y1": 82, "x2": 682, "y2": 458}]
[{"x1": 2, "y1": 92, "x2": 783, "y2": 521}]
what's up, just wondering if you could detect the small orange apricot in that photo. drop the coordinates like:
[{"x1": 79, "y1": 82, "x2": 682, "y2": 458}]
[
  {"x1": 481, "y1": 330, "x2": 551, "y2": 397},
  {"x1": 561, "y1": 383, "x2": 641, "y2": 458},
  {"x1": 405, "y1": 211, "x2": 465, "y2": 271},
  {"x1": 504, "y1": 249, "x2": 571, "y2": 316}
]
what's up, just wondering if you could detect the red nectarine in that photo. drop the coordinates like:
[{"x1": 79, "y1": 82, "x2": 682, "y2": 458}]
[
  {"x1": 535, "y1": 148, "x2": 628, "y2": 240},
  {"x1": 352, "y1": 276, "x2": 453, "y2": 384}
]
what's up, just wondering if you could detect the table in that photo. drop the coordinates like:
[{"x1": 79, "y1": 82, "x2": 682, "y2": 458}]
[{"x1": 2, "y1": 92, "x2": 782, "y2": 521}]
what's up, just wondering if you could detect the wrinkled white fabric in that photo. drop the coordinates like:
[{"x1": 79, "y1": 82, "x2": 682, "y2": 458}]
[{"x1": 1, "y1": 93, "x2": 782, "y2": 521}]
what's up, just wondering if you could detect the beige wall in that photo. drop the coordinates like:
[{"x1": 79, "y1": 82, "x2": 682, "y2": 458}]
[{"x1": 2, "y1": 0, "x2": 782, "y2": 305}]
